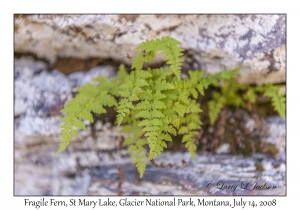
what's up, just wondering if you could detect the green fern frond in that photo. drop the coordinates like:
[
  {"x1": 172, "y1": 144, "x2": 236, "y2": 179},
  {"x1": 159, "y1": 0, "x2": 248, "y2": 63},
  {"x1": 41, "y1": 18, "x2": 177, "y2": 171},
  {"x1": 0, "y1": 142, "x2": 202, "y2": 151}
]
[
  {"x1": 243, "y1": 87, "x2": 257, "y2": 103},
  {"x1": 57, "y1": 65, "x2": 130, "y2": 154},
  {"x1": 213, "y1": 68, "x2": 240, "y2": 80},
  {"x1": 148, "y1": 133, "x2": 169, "y2": 160},
  {"x1": 207, "y1": 77, "x2": 285, "y2": 126},
  {"x1": 263, "y1": 86, "x2": 286, "y2": 118},
  {"x1": 127, "y1": 142, "x2": 148, "y2": 178},
  {"x1": 208, "y1": 92, "x2": 226, "y2": 125},
  {"x1": 57, "y1": 80, "x2": 118, "y2": 154},
  {"x1": 178, "y1": 111, "x2": 202, "y2": 158},
  {"x1": 182, "y1": 131, "x2": 199, "y2": 159},
  {"x1": 121, "y1": 121, "x2": 148, "y2": 178},
  {"x1": 134, "y1": 36, "x2": 184, "y2": 80},
  {"x1": 116, "y1": 99, "x2": 134, "y2": 126},
  {"x1": 202, "y1": 68, "x2": 241, "y2": 89}
]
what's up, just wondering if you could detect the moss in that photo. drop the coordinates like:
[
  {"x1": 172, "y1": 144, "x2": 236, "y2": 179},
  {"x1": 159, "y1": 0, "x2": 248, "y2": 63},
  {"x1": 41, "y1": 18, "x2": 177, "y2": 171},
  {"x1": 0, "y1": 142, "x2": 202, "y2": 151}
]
[
  {"x1": 14, "y1": 23, "x2": 19, "y2": 32},
  {"x1": 255, "y1": 163, "x2": 264, "y2": 171},
  {"x1": 266, "y1": 143, "x2": 279, "y2": 156},
  {"x1": 250, "y1": 101, "x2": 278, "y2": 117}
]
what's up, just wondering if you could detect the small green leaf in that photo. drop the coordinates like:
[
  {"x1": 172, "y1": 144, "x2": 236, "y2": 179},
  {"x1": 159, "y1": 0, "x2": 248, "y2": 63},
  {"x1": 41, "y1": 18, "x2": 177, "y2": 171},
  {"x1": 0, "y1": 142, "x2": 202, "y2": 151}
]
[
  {"x1": 152, "y1": 110, "x2": 165, "y2": 118},
  {"x1": 135, "y1": 79, "x2": 149, "y2": 87},
  {"x1": 136, "y1": 139, "x2": 148, "y2": 147},
  {"x1": 78, "y1": 110, "x2": 93, "y2": 122},
  {"x1": 136, "y1": 101, "x2": 151, "y2": 110},
  {"x1": 190, "y1": 88, "x2": 198, "y2": 99},
  {"x1": 123, "y1": 137, "x2": 135, "y2": 145},
  {"x1": 92, "y1": 105, "x2": 106, "y2": 114},
  {"x1": 178, "y1": 126, "x2": 189, "y2": 134},
  {"x1": 129, "y1": 94, "x2": 139, "y2": 101},
  {"x1": 73, "y1": 120, "x2": 86, "y2": 130},
  {"x1": 152, "y1": 101, "x2": 166, "y2": 109},
  {"x1": 127, "y1": 145, "x2": 137, "y2": 153},
  {"x1": 196, "y1": 84, "x2": 205, "y2": 95}
]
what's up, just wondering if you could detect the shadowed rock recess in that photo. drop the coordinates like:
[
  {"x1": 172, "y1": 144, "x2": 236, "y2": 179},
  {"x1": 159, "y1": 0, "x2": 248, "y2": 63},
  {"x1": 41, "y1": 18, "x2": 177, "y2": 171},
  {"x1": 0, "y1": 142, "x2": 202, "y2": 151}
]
[{"x1": 14, "y1": 14, "x2": 286, "y2": 196}]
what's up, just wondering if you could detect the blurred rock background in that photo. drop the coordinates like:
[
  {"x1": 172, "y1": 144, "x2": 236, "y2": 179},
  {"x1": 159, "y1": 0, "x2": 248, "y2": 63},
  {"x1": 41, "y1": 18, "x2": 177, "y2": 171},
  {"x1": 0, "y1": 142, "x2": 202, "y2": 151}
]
[{"x1": 14, "y1": 14, "x2": 286, "y2": 195}]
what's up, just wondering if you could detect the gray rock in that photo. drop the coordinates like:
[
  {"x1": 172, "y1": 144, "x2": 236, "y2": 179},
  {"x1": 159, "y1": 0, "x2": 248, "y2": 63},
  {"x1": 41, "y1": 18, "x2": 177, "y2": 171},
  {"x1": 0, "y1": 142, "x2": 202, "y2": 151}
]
[
  {"x1": 15, "y1": 114, "x2": 286, "y2": 195},
  {"x1": 16, "y1": 116, "x2": 61, "y2": 136},
  {"x1": 15, "y1": 14, "x2": 285, "y2": 84},
  {"x1": 68, "y1": 65, "x2": 115, "y2": 87},
  {"x1": 14, "y1": 64, "x2": 74, "y2": 117},
  {"x1": 216, "y1": 143, "x2": 231, "y2": 154},
  {"x1": 14, "y1": 56, "x2": 48, "y2": 77},
  {"x1": 14, "y1": 56, "x2": 116, "y2": 120}
]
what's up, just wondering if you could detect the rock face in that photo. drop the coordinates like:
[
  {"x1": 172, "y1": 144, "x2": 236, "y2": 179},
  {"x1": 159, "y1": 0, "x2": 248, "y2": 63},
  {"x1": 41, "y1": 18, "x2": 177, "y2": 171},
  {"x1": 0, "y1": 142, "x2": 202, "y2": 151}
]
[
  {"x1": 14, "y1": 14, "x2": 286, "y2": 84},
  {"x1": 14, "y1": 57, "x2": 286, "y2": 196},
  {"x1": 14, "y1": 14, "x2": 286, "y2": 196}
]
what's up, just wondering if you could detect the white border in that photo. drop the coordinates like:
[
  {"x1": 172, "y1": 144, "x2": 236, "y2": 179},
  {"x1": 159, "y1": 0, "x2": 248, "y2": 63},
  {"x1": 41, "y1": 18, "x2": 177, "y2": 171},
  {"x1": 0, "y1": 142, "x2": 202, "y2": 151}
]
[{"x1": 2, "y1": 0, "x2": 297, "y2": 209}]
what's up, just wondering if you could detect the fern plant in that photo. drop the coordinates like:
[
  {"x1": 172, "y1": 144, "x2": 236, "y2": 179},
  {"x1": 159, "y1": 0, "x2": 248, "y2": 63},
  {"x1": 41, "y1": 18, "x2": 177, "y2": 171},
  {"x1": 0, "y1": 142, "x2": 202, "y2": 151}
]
[
  {"x1": 57, "y1": 36, "x2": 285, "y2": 178},
  {"x1": 208, "y1": 79, "x2": 286, "y2": 125}
]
